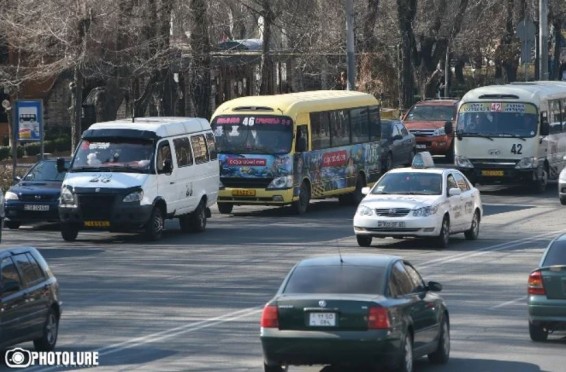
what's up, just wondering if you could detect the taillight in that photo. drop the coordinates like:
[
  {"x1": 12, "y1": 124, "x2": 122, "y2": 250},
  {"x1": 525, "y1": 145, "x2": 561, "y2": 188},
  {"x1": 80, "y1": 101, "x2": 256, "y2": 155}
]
[
  {"x1": 260, "y1": 304, "x2": 279, "y2": 328},
  {"x1": 368, "y1": 306, "x2": 390, "y2": 329},
  {"x1": 528, "y1": 270, "x2": 546, "y2": 295}
]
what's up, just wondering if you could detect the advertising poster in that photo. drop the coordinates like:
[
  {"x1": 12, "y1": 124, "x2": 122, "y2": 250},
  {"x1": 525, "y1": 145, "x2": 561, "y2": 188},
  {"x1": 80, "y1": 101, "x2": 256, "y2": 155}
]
[{"x1": 15, "y1": 99, "x2": 43, "y2": 141}]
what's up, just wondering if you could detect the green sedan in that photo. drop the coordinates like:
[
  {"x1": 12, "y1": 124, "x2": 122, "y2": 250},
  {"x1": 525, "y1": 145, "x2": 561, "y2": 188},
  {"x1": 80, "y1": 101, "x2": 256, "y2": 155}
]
[
  {"x1": 260, "y1": 254, "x2": 450, "y2": 372},
  {"x1": 528, "y1": 233, "x2": 566, "y2": 341}
]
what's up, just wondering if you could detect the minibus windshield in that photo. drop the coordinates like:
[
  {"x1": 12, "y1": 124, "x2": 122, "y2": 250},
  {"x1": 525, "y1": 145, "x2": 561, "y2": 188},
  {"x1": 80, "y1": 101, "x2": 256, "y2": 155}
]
[
  {"x1": 211, "y1": 115, "x2": 293, "y2": 155},
  {"x1": 456, "y1": 102, "x2": 538, "y2": 138}
]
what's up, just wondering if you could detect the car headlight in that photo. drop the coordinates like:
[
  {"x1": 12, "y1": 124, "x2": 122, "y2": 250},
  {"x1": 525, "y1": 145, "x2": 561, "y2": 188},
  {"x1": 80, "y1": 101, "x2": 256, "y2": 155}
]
[
  {"x1": 123, "y1": 191, "x2": 143, "y2": 203},
  {"x1": 455, "y1": 155, "x2": 473, "y2": 168},
  {"x1": 432, "y1": 127, "x2": 446, "y2": 136},
  {"x1": 4, "y1": 191, "x2": 19, "y2": 201},
  {"x1": 412, "y1": 205, "x2": 438, "y2": 217},
  {"x1": 267, "y1": 175, "x2": 293, "y2": 190},
  {"x1": 515, "y1": 157, "x2": 538, "y2": 169},
  {"x1": 356, "y1": 205, "x2": 375, "y2": 217},
  {"x1": 60, "y1": 187, "x2": 76, "y2": 206}
]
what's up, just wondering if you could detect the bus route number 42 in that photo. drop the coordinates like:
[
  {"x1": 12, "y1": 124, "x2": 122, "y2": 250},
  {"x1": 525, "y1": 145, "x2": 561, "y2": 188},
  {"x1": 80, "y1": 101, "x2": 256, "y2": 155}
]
[{"x1": 511, "y1": 144, "x2": 523, "y2": 155}]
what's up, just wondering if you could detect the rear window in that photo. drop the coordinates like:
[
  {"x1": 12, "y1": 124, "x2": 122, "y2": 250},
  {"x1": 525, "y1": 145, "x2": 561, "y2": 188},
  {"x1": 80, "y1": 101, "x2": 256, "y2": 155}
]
[
  {"x1": 282, "y1": 265, "x2": 385, "y2": 294},
  {"x1": 542, "y1": 241, "x2": 566, "y2": 266}
]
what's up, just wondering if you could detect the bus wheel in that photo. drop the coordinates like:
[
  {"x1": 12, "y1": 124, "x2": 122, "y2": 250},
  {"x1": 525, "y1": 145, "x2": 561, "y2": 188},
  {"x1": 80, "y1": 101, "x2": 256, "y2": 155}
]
[
  {"x1": 292, "y1": 181, "x2": 310, "y2": 215},
  {"x1": 61, "y1": 224, "x2": 79, "y2": 242},
  {"x1": 217, "y1": 202, "x2": 233, "y2": 214},
  {"x1": 351, "y1": 174, "x2": 366, "y2": 205},
  {"x1": 532, "y1": 169, "x2": 548, "y2": 193}
]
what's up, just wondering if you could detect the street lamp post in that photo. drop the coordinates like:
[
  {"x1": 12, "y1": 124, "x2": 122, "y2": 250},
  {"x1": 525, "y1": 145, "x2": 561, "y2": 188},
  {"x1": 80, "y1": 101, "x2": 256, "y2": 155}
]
[
  {"x1": 2, "y1": 99, "x2": 17, "y2": 182},
  {"x1": 344, "y1": 0, "x2": 356, "y2": 90},
  {"x1": 539, "y1": 0, "x2": 549, "y2": 80}
]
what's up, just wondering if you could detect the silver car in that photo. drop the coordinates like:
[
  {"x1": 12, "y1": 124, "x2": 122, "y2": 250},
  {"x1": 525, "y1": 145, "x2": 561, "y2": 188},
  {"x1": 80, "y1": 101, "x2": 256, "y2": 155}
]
[{"x1": 559, "y1": 167, "x2": 566, "y2": 205}]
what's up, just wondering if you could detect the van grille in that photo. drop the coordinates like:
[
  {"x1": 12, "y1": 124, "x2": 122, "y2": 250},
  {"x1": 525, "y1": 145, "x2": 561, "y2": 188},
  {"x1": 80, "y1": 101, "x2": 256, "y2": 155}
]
[{"x1": 77, "y1": 194, "x2": 116, "y2": 220}]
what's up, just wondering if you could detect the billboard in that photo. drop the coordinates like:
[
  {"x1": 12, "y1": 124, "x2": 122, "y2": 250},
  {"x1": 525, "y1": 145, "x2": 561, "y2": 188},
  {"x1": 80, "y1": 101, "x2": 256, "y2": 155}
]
[{"x1": 15, "y1": 99, "x2": 43, "y2": 141}]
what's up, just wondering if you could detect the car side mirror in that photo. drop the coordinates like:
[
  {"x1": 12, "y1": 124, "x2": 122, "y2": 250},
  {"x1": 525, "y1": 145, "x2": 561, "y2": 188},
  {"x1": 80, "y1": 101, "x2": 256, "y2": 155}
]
[
  {"x1": 56, "y1": 157, "x2": 67, "y2": 173},
  {"x1": 361, "y1": 186, "x2": 370, "y2": 195},
  {"x1": 448, "y1": 187, "x2": 461, "y2": 196},
  {"x1": 161, "y1": 159, "x2": 173, "y2": 174},
  {"x1": 444, "y1": 121, "x2": 453, "y2": 135},
  {"x1": 427, "y1": 281, "x2": 442, "y2": 292}
]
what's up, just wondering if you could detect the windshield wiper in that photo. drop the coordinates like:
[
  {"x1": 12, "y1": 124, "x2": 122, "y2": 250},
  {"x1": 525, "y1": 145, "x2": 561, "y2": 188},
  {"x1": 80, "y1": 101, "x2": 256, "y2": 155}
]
[
  {"x1": 461, "y1": 132, "x2": 494, "y2": 141},
  {"x1": 499, "y1": 133, "x2": 526, "y2": 141}
]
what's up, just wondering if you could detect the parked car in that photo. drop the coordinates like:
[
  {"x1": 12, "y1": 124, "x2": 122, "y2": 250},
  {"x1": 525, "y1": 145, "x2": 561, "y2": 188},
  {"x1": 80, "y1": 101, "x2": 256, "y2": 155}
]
[
  {"x1": 4, "y1": 158, "x2": 70, "y2": 229},
  {"x1": 0, "y1": 247, "x2": 62, "y2": 351},
  {"x1": 353, "y1": 152, "x2": 482, "y2": 248},
  {"x1": 527, "y1": 233, "x2": 566, "y2": 341},
  {"x1": 380, "y1": 119, "x2": 416, "y2": 172},
  {"x1": 558, "y1": 164, "x2": 566, "y2": 205},
  {"x1": 260, "y1": 254, "x2": 450, "y2": 372},
  {"x1": 402, "y1": 99, "x2": 458, "y2": 162}
]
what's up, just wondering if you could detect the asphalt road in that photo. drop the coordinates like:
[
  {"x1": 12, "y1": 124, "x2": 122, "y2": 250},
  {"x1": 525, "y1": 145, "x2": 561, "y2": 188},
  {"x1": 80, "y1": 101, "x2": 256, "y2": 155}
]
[{"x1": 2, "y1": 182, "x2": 566, "y2": 371}]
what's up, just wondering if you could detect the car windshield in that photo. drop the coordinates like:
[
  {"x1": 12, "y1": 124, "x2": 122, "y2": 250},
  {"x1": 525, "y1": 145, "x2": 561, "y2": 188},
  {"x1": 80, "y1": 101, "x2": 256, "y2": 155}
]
[
  {"x1": 405, "y1": 105, "x2": 454, "y2": 122},
  {"x1": 23, "y1": 160, "x2": 70, "y2": 181},
  {"x1": 283, "y1": 265, "x2": 385, "y2": 294},
  {"x1": 542, "y1": 241, "x2": 566, "y2": 266},
  {"x1": 70, "y1": 138, "x2": 154, "y2": 173},
  {"x1": 372, "y1": 172, "x2": 442, "y2": 195}
]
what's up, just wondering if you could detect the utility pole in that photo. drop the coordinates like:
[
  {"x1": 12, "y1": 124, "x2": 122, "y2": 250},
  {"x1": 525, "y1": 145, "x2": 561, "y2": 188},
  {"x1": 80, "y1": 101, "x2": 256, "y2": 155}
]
[
  {"x1": 539, "y1": 0, "x2": 549, "y2": 80},
  {"x1": 344, "y1": 0, "x2": 356, "y2": 90}
]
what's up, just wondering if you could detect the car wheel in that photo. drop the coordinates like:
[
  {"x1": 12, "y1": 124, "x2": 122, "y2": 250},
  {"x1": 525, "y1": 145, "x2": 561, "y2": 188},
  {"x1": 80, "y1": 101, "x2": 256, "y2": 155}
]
[
  {"x1": 217, "y1": 202, "x2": 233, "y2": 214},
  {"x1": 188, "y1": 199, "x2": 207, "y2": 233},
  {"x1": 292, "y1": 181, "x2": 310, "y2": 215},
  {"x1": 356, "y1": 235, "x2": 372, "y2": 247},
  {"x1": 145, "y1": 207, "x2": 164, "y2": 241},
  {"x1": 397, "y1": 333, "x2": 413, "y2": 372},
  {"x1": 33, "y1": 307, "x2": 59, "y2": 352},
  {"x1": 5, "y1": 220, "x2": 21, "y2": 229},
  {"x1": 560, "y1": 197, "x2": 566, "y2": 206},
  {"x1": 464, "y1": 210, "x2": 480, "y2": 240},
  {"x1": 529, "y1": 321, "x2": 548, "y2": 342},
  {"x1": 435, "y1": 216, "x2": 450, "y2": 249},
  {"x1": 60, "y1": 224, "x2": 79, "y2": 242},
  {"x1": 428, "y1": 316, "x2": 450, "y2": 364}
]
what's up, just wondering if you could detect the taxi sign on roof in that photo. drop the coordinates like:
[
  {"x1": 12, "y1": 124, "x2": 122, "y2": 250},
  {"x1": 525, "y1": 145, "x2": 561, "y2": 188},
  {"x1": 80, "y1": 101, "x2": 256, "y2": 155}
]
[{"x1": 412, "y1": 151, "x2": 435, "y2": 169}]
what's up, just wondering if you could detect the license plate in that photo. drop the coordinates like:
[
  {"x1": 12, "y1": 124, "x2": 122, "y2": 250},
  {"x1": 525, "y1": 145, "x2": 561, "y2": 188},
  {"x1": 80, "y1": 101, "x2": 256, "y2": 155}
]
[
  {"x1": 416, "y1": 144, "x2": 426, "y2": 149},
  {"x1": 23, "y1": 204, "x2": 49, "y2": 211},
  {"x1": 309, "y1": 312, "x2": 336, "y2": 327},
  {"x1": 84, "y1": 220, "x2": 110, "y2": 227},
  {"x1": 377, "y1": 221, "x2": 406, "y2": 228},
  {"x1": 481, "y1": 170, "x2": 504, "y2": 176},
  {"x1": 232, "y1": 189, "x2": 256, "y2": 196}
]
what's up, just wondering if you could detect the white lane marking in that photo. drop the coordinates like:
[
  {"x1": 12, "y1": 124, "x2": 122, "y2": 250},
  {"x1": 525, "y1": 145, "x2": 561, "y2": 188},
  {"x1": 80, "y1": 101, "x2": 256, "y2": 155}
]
[{"x1": 490, "y1": 296, "x2": 528, "y2": 309}]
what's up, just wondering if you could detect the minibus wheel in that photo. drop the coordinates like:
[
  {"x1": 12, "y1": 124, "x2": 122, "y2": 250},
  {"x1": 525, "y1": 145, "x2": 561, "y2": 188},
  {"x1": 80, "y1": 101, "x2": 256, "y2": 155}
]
[
  {"x1": 61, "y1": 224, "x2": 79, "y2": 242},
  {"x1": 145, "y1": 207, "x2": 164, "y2": 240},
  {"x1": 292, "y1": 181, "x2": 310, "y2": 215}
]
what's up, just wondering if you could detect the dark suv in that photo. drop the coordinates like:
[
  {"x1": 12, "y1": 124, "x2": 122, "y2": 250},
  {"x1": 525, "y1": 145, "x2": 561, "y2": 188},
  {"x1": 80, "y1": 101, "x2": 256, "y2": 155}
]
[{"x1": 0, "y1": 247, "x2": 62, "y2": 351}]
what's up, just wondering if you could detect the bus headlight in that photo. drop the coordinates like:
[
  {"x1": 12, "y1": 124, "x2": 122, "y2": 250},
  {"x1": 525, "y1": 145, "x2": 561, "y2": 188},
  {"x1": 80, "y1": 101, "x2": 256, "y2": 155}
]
[
  {"x1": 60, "y1": 187, "x2": 76, "y2": 207},
  {"x1": 123, "y1": 190, "x2": 143, "y2": 203},
  {"x1": 357, "y1": 205, "x2": 375, "y2": 216},
  {"x1": 267, "y1": 175, "x2": 293, "y2": 190},
  {"x1": 4, "y1": 191, "x2": 19, "y2": 201},
  {"x1": 455, "y1": 155, "x2": 473, "y2": 168},
  {"x1": 413, "y1": 205, "x2": 438, "y2": 217},
  {"x1": 515, "y1": 157, "x2": 539, "y2": 169}
]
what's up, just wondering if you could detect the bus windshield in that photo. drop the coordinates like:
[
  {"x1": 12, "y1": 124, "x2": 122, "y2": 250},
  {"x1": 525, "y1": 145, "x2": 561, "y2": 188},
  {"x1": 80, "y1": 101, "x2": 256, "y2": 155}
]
[
  {"x1": 456, "y1": 102, "x2": 538, "y2": 138},
  {"x1": 211, "y1": 115, "x2": 293, "y2": 154}
]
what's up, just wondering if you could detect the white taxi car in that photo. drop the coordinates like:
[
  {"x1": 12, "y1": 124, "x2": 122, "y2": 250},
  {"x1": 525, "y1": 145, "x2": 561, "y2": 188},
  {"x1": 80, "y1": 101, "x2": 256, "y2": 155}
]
[{"x1": 353, "y1": 152, "x2": 482, "y2": 248}]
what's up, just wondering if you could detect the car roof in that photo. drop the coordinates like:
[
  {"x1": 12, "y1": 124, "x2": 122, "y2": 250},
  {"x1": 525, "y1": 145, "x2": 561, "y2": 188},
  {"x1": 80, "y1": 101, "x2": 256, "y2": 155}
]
[
  {"x1": 297, "y1": 254, "x2": 402, "y2": 267},
  {"x1": 412, "y1": 99, "x2": 459, "y2": 107},
  {"x1": 385, "y1": 166, "x2": 454, "y2": 175},
  {"x1": 0, "y1": 246, "x2": 40, "y2": 257}
]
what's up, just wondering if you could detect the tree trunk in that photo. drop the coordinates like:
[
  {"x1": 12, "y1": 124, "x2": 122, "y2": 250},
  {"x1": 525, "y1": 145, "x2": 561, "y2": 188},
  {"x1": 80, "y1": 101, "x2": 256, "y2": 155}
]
[
  {"x1": 189, "y1": 0, "x2": 212, "y2": 119},
  {"x1": 260, "y1": 0, "x2": 274, "y2": 95},
  {"x1": 396, "y1": 0, "x2": 417, "y2": 109},
  {"x1": 69, "y1": 67, "x2": 83, "y2": 152}
]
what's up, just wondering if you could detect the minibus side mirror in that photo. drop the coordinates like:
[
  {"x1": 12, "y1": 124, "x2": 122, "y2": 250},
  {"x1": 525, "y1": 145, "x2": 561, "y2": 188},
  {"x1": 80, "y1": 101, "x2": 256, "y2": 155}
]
[
  {"x1": 444, "y1": 121, "x2": 453, "y2": 135},
  {"x1": 540, "y1": 112, "x2": 550, "y2": 136},
  {"x1": 56, "y1": 157, "x2": 67, "y2": 173}
]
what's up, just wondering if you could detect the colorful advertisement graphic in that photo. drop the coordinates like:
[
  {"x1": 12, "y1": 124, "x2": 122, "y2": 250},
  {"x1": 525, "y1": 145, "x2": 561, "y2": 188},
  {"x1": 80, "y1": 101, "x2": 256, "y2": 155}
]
[{"x1": 219, "y1": 154, "x2": 291, "y2": 178}]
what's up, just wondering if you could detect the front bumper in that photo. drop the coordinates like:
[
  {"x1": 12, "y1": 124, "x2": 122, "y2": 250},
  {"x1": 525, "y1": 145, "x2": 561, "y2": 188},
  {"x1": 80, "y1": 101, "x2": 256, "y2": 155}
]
[
  {"x1": 353, "y1": 214, "x2": 442, "y2": 237},
  {"x1": 218, "y1": 187, "x2": 295, "y2": 206},
  {"x1": 4, "y1": 201, "x2": 60, "y2": 223},
  {"x1": 459, "y1": 167, "x2": 539, "y2": 185},
  {"x1": 261, "y1": 328, "x2": 400, "y2": 366},
  {"x1": 414, "y1": 135, "x2": 452, "y2": 155}
]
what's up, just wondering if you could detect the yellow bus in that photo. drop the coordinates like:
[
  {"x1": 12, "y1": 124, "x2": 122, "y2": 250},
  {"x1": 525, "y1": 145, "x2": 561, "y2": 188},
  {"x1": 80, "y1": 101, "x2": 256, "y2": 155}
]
[{"x1": 210, "y1": 90, "x2": 382, "y2": 214}]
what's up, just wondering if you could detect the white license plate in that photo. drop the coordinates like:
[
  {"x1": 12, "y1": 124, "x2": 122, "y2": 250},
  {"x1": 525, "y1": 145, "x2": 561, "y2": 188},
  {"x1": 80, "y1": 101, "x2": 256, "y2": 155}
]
[
  {"x1": 309, "y1": 312, "x2": 336, "y2": 327},
  {"x1": 377, "y1": 221, "x2": 406, "y2": 228},
  {"x1": 416, "y1": 144, "x2": 426, "y2": 149},
  {"x1": 23, "y1": 204, "x2": 49, "y2": 211}
]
